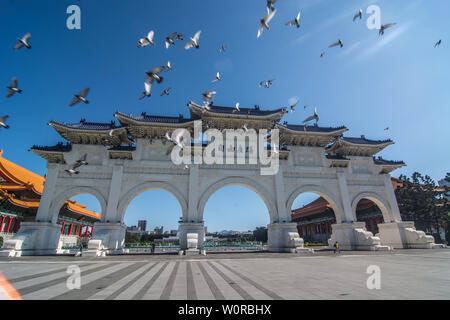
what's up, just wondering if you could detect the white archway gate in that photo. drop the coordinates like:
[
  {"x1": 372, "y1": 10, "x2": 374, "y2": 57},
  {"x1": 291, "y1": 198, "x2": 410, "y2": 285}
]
[{"x1": 0, "y1": 104, "x2": 440, "y2": 257}]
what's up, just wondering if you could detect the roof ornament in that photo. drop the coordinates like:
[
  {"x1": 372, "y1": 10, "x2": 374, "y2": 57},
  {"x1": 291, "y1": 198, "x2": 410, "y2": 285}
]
[
  {"x1": 254, "y1": 105, "x2": 260, "y2": 110},
  {"x1": 361, "y1": 135, "x2": 366, "y2": 139},
  {"x1": 80, "y1": 118, "x2": 86, "y2": 124},
  {"x1": 179, "y1": 114, "x2": 184, "y2": 119}
]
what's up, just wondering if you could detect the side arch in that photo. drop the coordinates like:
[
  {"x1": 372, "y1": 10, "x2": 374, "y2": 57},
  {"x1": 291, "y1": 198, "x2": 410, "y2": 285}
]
[
  {"x1": 351, "y1": 192, "x2": 392, "y2": 223},
  {"x1": 197, "y1": 176, "x2": 278, "y2": 223},
  {"x1": 48, "y1": 186, "x2": 107, "y2": 224},
  {"x1": 286, "y1": 185, "x2": 344, "y2": 224},
  {"x1": 117, "y1": 181, "x2": 188, "y2": 223}
]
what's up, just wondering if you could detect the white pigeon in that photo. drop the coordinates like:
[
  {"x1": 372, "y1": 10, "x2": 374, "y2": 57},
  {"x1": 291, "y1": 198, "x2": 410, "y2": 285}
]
[
  {"x1": 139, "y1": 79, "x2": 152, "y2": 100},
  {"x1": 0, "y1": 116, "x2": 9, "y2": 129},
  {"x1": 165, "y1": 61, "x2": 172, "y2": 72},
  {"x1": 243, "y1": 123, "x2": 248, "y2": 132},
  {"x1": 212, "y1": 72, "x2": 221, "y2": 82},
  {"x1": 14, "y1": 33, "x2": 31, "y2": 51},
  {"x1": 137, "y1": 30, "x2": 155, "y2": 48},
  {"x1": 165, "y1": 131, "x2": 185, "y2": 155},
  {"x1": 184, "y1": 30, "x2": 201, "y2": 50},
  {"x1": 286, "y1": 12, "x2": 301, "y2": 28},
  {"x1": 69, "y1": 88, "x2": 90, "y2": 106},
  {"x1": 202, "y1": 90, "x2": 216, "y2": 105},
  {"x1": 258, "y1": 9, "x2": 277, "y2": 38},
  {"x1": 109, "y1": 128, "x2": 134, "y2": 146},
  {"x1": 232, "y1": 102, "x2": 240, "y2": 113}
]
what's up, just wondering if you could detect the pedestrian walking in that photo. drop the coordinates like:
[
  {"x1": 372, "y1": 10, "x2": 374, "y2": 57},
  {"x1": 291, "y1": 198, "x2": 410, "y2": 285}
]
[{"x1": 334, "y1": 241, "x2": 340, "y2": 254}]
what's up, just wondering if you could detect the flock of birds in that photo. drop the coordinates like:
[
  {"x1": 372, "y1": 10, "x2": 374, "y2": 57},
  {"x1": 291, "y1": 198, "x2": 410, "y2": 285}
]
[{"x1": 2, "y1": 1, "x2": 445, "y2": 172}]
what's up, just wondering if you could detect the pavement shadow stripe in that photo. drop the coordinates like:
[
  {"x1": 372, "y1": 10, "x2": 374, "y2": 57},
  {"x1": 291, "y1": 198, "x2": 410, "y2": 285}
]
[
  {"x1": 216, "y1": 261, "x2": 283, "y2": 300},
  {"x1": 8, "y1": 265, "x2": 87, "y2": 284},
  {"x1": 132, "y1": 262, "x2": 169, "y2": 300},
  {"x1": 50, "y1": 262, "x2": 147, "y2": 300},
  {"x1": 160, "y1": 261, "x2": 180, "y2": 300},
  {"x1": 105, "y1": 263, "x2": 158, "y2": 300},
  {"x1": 186, "y1": 262, "x2": 197, "y2": 300},
  {"x1": 206, "y1": 261, "x2": 253, "y2": 300},
  {"x1": 17, "y1": 264, "x2": 110, "y2": 296},
  {"x1": 196, "y1": 262, "x2": 225, "y2": 300}
]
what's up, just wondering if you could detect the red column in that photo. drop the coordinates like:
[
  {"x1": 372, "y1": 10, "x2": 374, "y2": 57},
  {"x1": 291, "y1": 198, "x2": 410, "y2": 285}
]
[
  {"x1": 90, "y1": 226, "x2": 94, "y2": 238},
  {"x1": 68, "y1": 223, "x2": 73, "y2": 236},
  {"x1": 6, "y1": 217, "x2": 13, "y2": 233},
  {"x1": 85, "y1": 225, "x2": 89, "y2": 238},
  {"x1": 0, "y1": 215, "x2": 5, "y2": 232},
  {"x1": 12, "y1": 219, "x2": 20, "y2": 233},
  {"x1": 61, "y1": 221, "x2": 66, "y2": 235},
  {"x1": 79, "y1": 225, "x2": 83, "y2": 237}
]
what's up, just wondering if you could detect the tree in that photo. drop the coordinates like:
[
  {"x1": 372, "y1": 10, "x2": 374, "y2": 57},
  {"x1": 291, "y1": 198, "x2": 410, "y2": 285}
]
[
  {"x1": 395, "y1": 172, "x2": 449, "y2": 241},
  {"x1": 253, "y1": 227, "x2": 268, "y2": 243}
]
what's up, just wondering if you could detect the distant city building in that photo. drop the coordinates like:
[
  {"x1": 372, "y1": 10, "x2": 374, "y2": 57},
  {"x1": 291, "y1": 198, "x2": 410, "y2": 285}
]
[
  {"x1": 170, "y1": 230, "x2": 178, "y2": 236},
  {"x1": 438, "y1": 174, "x2": 449, "y2": 200},
  {"x1": 138, "y1": 220, "x2": 147, "y2": 231},
  {"x1": 154, "y1": 226, "x2": 164, "y2": 235}
]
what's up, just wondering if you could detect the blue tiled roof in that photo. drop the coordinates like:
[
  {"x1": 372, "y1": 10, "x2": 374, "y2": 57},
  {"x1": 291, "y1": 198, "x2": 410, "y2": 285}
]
[
  {"x1": 108, "y1": 146, "x2": 136, "y2": 151},
  {"x1": 205, "y1": 105, "x2": 286, "y2": 116},
  {"x1": 373, "y1": 157, "x2": 405, "y2": 165},
  {"x1": 326, "y1": 154, "x2": 350, "y2": 160},
  {"x1": 115, "y1": 112, "x2": 192, "y2": 124},
  {"x1": 341, "y1": 137, "x2": 393, "y2": 145},
  {"x1": 30, "y1": 142, "x2": 72, "y2": 152},
  {"x1": 283, "y1": 124, "x2": 347, "y2": 133},
  {"x1": 49, "y1": 119, "x2": 118, "y2": 131}
]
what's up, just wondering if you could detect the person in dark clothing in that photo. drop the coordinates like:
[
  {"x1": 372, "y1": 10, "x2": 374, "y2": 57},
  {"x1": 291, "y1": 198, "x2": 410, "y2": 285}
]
[
  {"x1": 334, "y1": 241, "x2": 340, "y2": 254},
  {"x1": 151, "y1": 243, "x2": 156, "y2": 254}
]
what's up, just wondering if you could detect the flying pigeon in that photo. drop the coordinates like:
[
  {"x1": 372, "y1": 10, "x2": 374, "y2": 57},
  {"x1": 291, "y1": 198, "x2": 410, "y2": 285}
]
[
  {"x1": 7, "y1": 77, "x2": 22, "y2": 98},
  {"x1": 212, "y1": 72, "x2": 221, "y2": 82},
  {"x1": 165, "y1": 32, "x2": 177, "y2": 49},
  {"x1": 160, "y1": 87, "x2": 171, "y2": 96},
  {"x1": 14, "y1": 33, "x2": 31, "y2": 51},
  {"x1": 258, "y1": 9, "x2": 277, "y2": 38},
  {"x1": 290, "y1": 100, "x2": 299, "y2": 112},
  {"x1": 219, "y1": 44, "x2": 227, "y2": 53},
  {"x1": 65, "y1": 167, "x2": 80, "y2": 175},
  {"x1": 286, "y1": 12, "x2": 301, "y2": 28},
  {"x1": 320, "y1": 52, "x2": 325, "y2": 58},
  {"x1": 353, "y1": 9, "x2": 363, "y2": 22},
  {"x1": 243, "y1": 123, "x2": 248, "y2": 132},
  {"x1": 109, "y1": 128, "x2": 134, "y2": 146},
  {"x1": 379, "y1": 23, "x2": 396, "y2": 36},
  {"x1": 165, "y1": 61, "x2": 172, "y2": 72},
  {"x1": 146, "y1": 66, "x2": 165, "y2": 84},
  {"x1": 384, "y1": 127, "x2": 389, "y2": 131},
  {"x1": 69, "y1": 88, "x2": 90, "y2": 106},
  {"x1": 264, "y1": 79, "x2": 276, "y2": 88},
  {"x1": 65, "y1": 159, "x2": 86, "y2": 175},
  {"x1": 0, "y1": 116, "x2": 9, "y2": 129},
  {"x1": 137, "y1": 30, "x2": 155, "y2": 48},
  {"x1": 267, "y1": 0, "x2": 278, "y2": 12},
  {"x1": 434, "y1": 39, "x2": 442, "y2": 48},
  {"x1": 329, "y1": 39, "x2": 343, "y2": 48},
  {"x1": 75, "y1": 154, "x2": 88, "y2": 166},
  {"x1": 202, "y1": 90, "x2": 216, "y2": 106},
  {"x1": 303, "y1": 108, "x2": 319, "y2": 125},
  {"x1": 185, "y1": 30, "x2": 201, "y2": 50},
  {"x1": 232, "y1": 102, "x2": 240, "y2": 113},
  {"x1": 164, "y1": 131, "x2": 185, "y2": 155},
  {"x1": 139, "y1": 79, "x2": 152, "y2": 100}
]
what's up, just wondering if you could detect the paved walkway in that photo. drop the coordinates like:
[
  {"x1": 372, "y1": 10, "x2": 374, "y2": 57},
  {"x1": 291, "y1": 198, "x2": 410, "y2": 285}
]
[{"x1": 0, "y1": 249, "x2": 449, "y2": 300}]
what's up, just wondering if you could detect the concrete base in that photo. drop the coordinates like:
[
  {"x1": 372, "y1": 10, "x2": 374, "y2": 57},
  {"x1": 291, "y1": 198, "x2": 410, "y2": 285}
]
[
  {"x1": 87, "y1": 222, "x2": 126, "y2": 256},
  {"x1": 0, "y1": 222, "x2": 61, "y2": 257},
  {"x1": 268, "y1": 223, "x2": 306, "y2": 253},
  {"x1": 185, "y1": 249, "x2": 200, "y2": 256},
  {"x1": 378, "y1": 221, "x2": 438, "y2": 249},
  {"x1": 328, "y1": 222, "x2": 385, "y2": 251},
  {"x1": 178, "y1": 222, "x2": 205, "y2": 250}
]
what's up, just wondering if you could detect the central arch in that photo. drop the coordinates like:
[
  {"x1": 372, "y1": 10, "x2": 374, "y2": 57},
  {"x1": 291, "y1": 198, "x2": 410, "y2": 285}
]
[
  {"x1": 117, "y1": 181, "x2": 188, "y2": 223},
  {"x1": 286, "y1": 185, "x2": 344, "y2": 224},
  {"x1": 351, "y1": 192, "x2": 392, "y2": 223},
  {"x1": 197, "y1": 177, "x2": 277, "y2": 223}
]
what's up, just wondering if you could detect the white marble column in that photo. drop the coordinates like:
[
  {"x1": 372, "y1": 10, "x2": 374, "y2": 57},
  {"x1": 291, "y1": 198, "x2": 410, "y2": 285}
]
[
  {"x1": 187, "y1": 164, "x2": 200, "y2": 222},
  {"x1": 274, "y1": 168, "x2": 288, "y2": 222},
  {"x1": 36, "y1": 163, "x2": 60, "y2": 222},
  {"x1": 383, "y1": 174, "x2": 402, "y2": 222},
  {"x1": 104, "y1": 165, "x2": 123, "y2": 223},
  {"x1": 337, "y1": 171, "x2": 355, "y2": 222}
]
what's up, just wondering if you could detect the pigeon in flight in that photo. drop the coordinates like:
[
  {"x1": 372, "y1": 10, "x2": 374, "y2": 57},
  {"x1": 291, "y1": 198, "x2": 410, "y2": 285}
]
[
  {"x1": 353, "y1": 9, "x2": 363, "y2": 22},
  {"x1": 243, "y1": 123, "x2": 249, "y2": 132},
  {"x1": 434, "y1": 39, "x2": 442, "y2": 48},
  {"x1": 109, "y1": 128, "x2": 134, "y2": 146},
  {"x1": 164, "y1": 131, "x2": 185, "y2": 155},
  {"x1": 212, "y1": 72, "x2": 221, "y2": 83},
  {"x1": 165, "y1": 61, "x2": 172, "y2": 72},
  {"x1": 232, "y1": 102, "x2": 240, "y2": 113},
  {"x1": 290, "y1": 100, "x2": 299, "y2": 112},
  {"x1": 160, "y1": 87, "x2": 171, "y2": 96},
  {"x1": 262, "y1": 79, "x2": 276, "y2": 88},
  {"x1": 320, "y1": 51, "x2": 325, "y2": 58},
  {"x1": 69, "y1": 88, "x2": 90, "y2": 106},
  {"x1": 219, "y1": 44, "x2": 227, "y2": 53},
  {"x1": 303, "y1": 108, "x2": 319, "y2": 125},
  {"x1": 165, "y1": 32, "x2": 177, "y2": 49},
  {"x1": 384, "y1": 127, "x2": 389, "y2": 131},
  {"x1": 185, "y1": 30, "x2": 201, "y2": 50},
  {"x1": 14, "y1": 33, "x2": 32, "y2": 51},
  {"x1": 137, "y1": 30, "x2": 155, "y2": 48},
  {"x1": 258, "y1": 9, "x2": 277, "y2": 38},
  {"x1": 286, "y1": 12, "x2": 301, "y2": 28},
  {"x1": 202, "y1": 90, "x2": 216, "y2": 106},
  {"x1": 76, "y1": 154, "x2": 88, "y2": 166},
  {"x1": 329, "y1": 39, "x2": 343, "y2": 48},
  {"x1": 7, "y1": 77, "x2": 22, "y2": 98},
  {"x1": 65, "y1": 159, "x2": 86, "y2": 175},
  {"x1": 0, "y1": 116, "x2": 9, "y2": 129},
  {"x1": 139, "y1": 79, "x2": 152, "y2": 100},
  {"x1": 267, "y1": 0, "x2": 278, "y2": 12},
  {"x1": 146, "y1": 66, "x2": 165, "y2": 84},
  {"x1": 379, "y1": 23, "x2": 396, "y2": 36}
]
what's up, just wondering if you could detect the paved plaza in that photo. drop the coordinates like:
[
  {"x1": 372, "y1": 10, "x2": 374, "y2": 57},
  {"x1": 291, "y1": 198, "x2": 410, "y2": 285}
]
[{"x1": 0, "y1": 249, "x2": 449, "y2": 300}]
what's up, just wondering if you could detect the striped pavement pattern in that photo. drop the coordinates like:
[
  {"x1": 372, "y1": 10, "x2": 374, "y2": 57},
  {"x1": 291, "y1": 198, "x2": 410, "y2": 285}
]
[{"x1": 5, "y1": 260, "x2": 285, "y2": 300}]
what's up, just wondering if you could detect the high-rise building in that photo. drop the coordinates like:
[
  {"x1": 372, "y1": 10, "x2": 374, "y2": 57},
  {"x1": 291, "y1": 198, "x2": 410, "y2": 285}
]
[{"x1": 138, "y1": 220, "x2": 147, "y2": 232}]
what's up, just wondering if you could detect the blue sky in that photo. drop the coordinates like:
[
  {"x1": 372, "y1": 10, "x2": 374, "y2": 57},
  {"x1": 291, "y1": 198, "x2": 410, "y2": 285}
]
[{"x1": 1, "y1": 0, "x2": 449, "y2": 232}]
